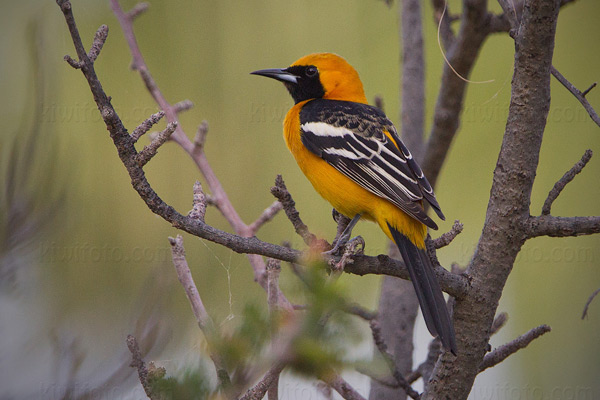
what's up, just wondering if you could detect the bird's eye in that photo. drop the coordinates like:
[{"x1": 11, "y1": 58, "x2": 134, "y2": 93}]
[{"x1": 305, "y1": 66, "x2": 318, "y2": 77}]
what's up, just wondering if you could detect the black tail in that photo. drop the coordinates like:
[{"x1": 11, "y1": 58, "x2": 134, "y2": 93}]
[{"x1": 388, "y1": 223, "x2": 457, "y2": 354}]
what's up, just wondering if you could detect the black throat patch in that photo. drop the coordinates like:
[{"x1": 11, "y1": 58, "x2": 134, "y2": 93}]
[{"x1": 284, "y1": 65, "x2": 326, "y2": 104}]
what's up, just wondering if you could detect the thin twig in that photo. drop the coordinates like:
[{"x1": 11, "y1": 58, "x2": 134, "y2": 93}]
[
  {"x1": 193, "y1": 120, "x2": 209, "y2": 152},
  {"x1": 582, "y1": 288, "x2": 600, "y2": 319},
  {"x1": 322, "y1": 372, "x2": 367, "y2": 400},
  {"x1": 126, "y1": 2, "x2": 149, "y2": 20},
  {"x1": 431, "y1": 0, "x2": 455, "y2": 50},
  {"x1": 266, "y1": 259, "x2": 282, "y2": 314},
  {"x1": 419, "y1": 339, "x2": 441, "y2": 388},
  {"x1": 551, "y1": 66, "x2": 600, "y2": 128},
  {"x1": 168, "y1": 235, "x2": 231, "y2": 388},
  {"x1": 405, "y1": 369, "x2": 421, "y2": 385},
  {"x1": 526, "y1": 215, "x2": 600, "y2": 238},
  {"x1": 136, "y1": 122, "x2": 177, "y2": 166},
  {"x1": 542, "y1": 150, "x2": 593, "y2": 215},
  {"x1": 188, "y1": 181, "x2": 207, "y2": 222},
  {"x1": 357, "y1": 367, "x2": 400, "y2": 388},
  {"x1": 401, "y1": 0, "x2": 426, "y2": 158},
  {"x1": 317, "y1": 382, "x2": 335, "y2": 399},
  {"x1": 168, "y1": 235, "x2": 213, "y2": 331},
  {"x1": 582, "y1": 82, "x2": 597, "y2": 98},
  {"x1": 432, "y1": 220, "x2": 464, "y2": 249},
  {"x1": 271, "y1": 174, "x2": 330, "y2": 250},
  {"x1": 265, "y1": 258, "x2": 282, "y2": 399},
  {"x1": 345, "y1": 303, "x2": 378, "y2": 321},
  {"x1": 248, "y1": 201, "x2": 283, "y2": 234},
  {"x1": 131, "y1": 110, "x2": 165, "y2": 142},
  {"x1": 173, "y1": 99, "x2": 194, "y2": 113},
  {"x1": 369, "y1": 319, "x2": 420, "y2": 399},
  {"x1": 239, "y1": 363, "x2": 286, "y2": 400},
  {"x1": 479, "y1": 325, "x2": 551, "y2": 373},
  {"x1": 126, "y1": 334, "x2": 155, "y2": 399},
  {"x1": 490, "y1": 312, "x2": 509, "y2": 336},
  {"x1": 88, "y1": 25, "x2": 109, "y2": 63},
  {"x1": 422, "y1": 0, "x2": 491, "y2": 189},
  {"x1": 110, "y1": 0, "x2": 294, "y2": 310},
  {"x1": 331, "y1": 236, "x2": 365, "y2": 273},
  {"x1": 63, "y1": 54, "x2": 82, "y2": 69}
]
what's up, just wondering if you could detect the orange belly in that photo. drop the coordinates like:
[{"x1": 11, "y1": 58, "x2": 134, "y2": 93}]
[{"x1": 283, "y1": 101, "x2": 427, "y2": 248}]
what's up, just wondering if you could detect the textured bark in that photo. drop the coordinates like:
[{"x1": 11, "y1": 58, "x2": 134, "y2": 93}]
[{"x1": 422, "y1": 0, "x2": 561, "y2": 398}]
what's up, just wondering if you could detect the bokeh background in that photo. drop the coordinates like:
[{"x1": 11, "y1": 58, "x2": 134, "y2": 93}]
[{"x1": 1, "y1": 0, "x2": 599, "y2": 398}]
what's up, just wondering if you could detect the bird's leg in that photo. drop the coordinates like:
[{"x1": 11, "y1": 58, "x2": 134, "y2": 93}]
[{"x1": 325, "y1": 213, "x2": 362, "y2": 255}]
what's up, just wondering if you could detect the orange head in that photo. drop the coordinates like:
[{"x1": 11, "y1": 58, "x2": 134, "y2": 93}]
[{"x1": 251, "y1": 53, "x2": 368, "y2": 104}]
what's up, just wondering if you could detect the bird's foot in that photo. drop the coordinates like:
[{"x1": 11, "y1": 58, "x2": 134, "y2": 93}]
[{"x1": 328, "y1": 235, "x2": 365, "y2": 273}]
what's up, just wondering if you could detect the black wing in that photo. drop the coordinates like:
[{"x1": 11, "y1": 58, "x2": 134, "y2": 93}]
[{"x1": 299, "y1": 99, "x2": 444, "y2": 229}]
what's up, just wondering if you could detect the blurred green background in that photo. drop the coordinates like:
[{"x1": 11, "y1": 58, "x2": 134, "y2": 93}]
[{"x1": 1, "y1": 0, "x2": 599, "y2": 398}]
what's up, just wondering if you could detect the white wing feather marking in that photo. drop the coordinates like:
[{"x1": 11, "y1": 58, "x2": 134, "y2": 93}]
[
  {"x1": 301, "y1": 122, "x2": 350, "y2": 137},
  {"x1": 302, "y1": 121, "x2": 422, "y2": 203}
]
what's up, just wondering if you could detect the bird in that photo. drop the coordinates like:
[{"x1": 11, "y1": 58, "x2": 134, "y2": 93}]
[{"x1": 251, "y1": 52, "x2": 457, "y2": 353}]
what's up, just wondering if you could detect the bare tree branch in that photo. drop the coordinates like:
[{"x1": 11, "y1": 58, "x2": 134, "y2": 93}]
[
  {"x1": 423, "y1": 0, "x2": 562, "y2": 398},
  {"x1": 490, "y1": 312, "x2": 509, "y2": 336},
  {"x1": 372, "y1": 1, "x2": 429, "y2": 396},
  {"x1": 248, "y1": 201, "x2": 283, "y2": 234},
  {"x1": 582, "y1": 82, "x2": 597, "y2": 97},
  {"x1": 188, "y1": 181, "x2": 207, "y2": 222},
  {"x1": 400, "y1": 0, "x2": 426, "y2": 157},
  {"x1": 419, "y1": 339, "x2": 442, "y2": 389},
  {"x1": 551, "y1": 66, "x2": 600, "y2": 128},
  {"x1": 526, "y1": 215, "x2": 600, "y2": 238},
  {"x1": 126, "y1": 334, "x2": 164, "y2": 400},
  {"x1": 322, "y1": 372, "x2": 367, "y2": 400},
  {"x1": 422, "y1": 0, "x2": 491, "y2": 188},
  {"x1": 494, "y1": 0, "x2": 599, "y2": 129},
  {"x1": 125, "y1": 2, "x2": 149, "y2": 20},
  {"x1": 239, "y1": 363, "x2": 286, "y2": 400},
  {"x1": 193, "y1": 120, "x2": 209, "y2": 152},
  {"x1": 432, "y1": 220, "x2": 464, "y2": 249},
  {"x1": 582, "y1": 288, "x2": 600, "y2": 319},
  {"x1": 542, "y1": 149, "x2": 593, "y2": 215},
  {"x1": 369, "y1": 319, "x2": 420, "y2": 399},
  {"x1": 346, "y1": 253, "x2": 469, "y2": 299},
  {"x1": 106, "y1": 0, "x2": 307, "y2": 315},
  {"x1": 488, "y1": 11, "x2": 513, "y2": 33},
  {"x1": 173, "y1": 99, "x2": 194, "y2": 113},
  {"x1": 88, "y1": 24, "x2": 109, "y2": 63},
  {"x1": 266, "y1": 258, "x2": 282, "y2": 399},
  {"x1": 344, "y1": 303, "x2": 378, "y2": 321},
  {"x1": 131, "y1": 110, "x2": 165, "y2": 142},
  {"x1": 270, "y1": 174, "x2": 330, "y2": 250},
  {"x1": 479, "y1": 324, "x2": 551, "y2": 372},
  {"x1": 431, "y1": 0, "x2": 456, "y2": 49},
  {"x1": 266, "y1": 258, "x2": 282, "y2": 314},
  {"x1": 168, "y1": 235, "x2": 231, "y2": 388},
  {"x1": 136, "y1": 121, "x2": 177, "y2": 167}
]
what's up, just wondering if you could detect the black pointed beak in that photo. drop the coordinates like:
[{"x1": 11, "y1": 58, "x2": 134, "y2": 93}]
[{"x1": 250, "y1": 68, "x2": 298, "y2": 84}]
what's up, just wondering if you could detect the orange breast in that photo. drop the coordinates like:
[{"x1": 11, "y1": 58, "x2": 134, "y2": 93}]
[{"x1": 282, "y1": 101, "x2": 427, "y2": 248}]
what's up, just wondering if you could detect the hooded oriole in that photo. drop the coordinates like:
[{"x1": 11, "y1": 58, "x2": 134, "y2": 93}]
[{"x1": 252, "y1": 53, "x2": 456, "y2": 353}]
